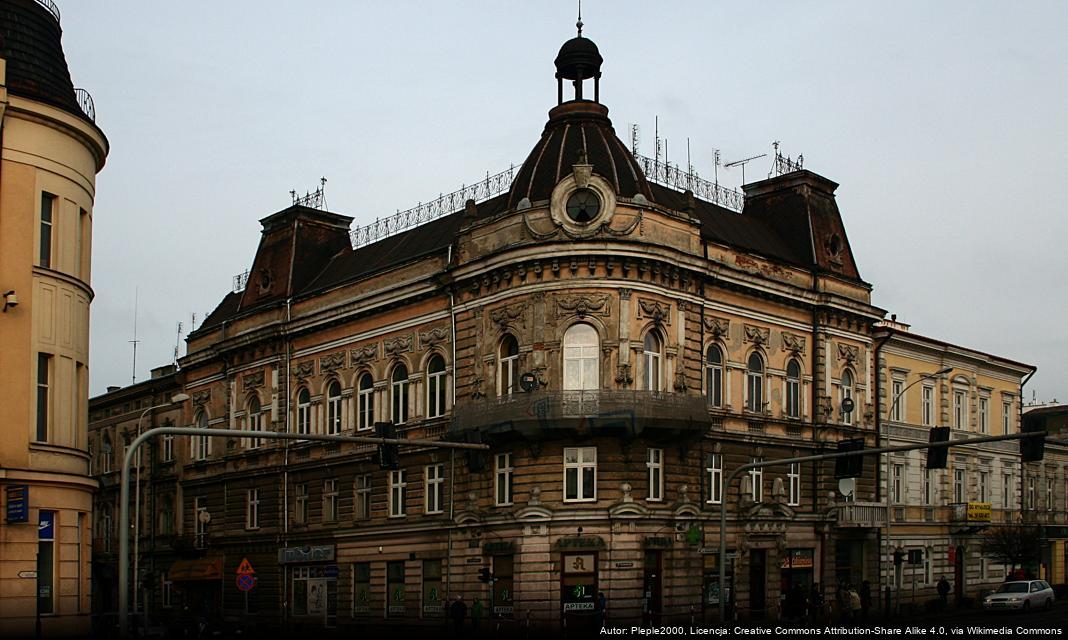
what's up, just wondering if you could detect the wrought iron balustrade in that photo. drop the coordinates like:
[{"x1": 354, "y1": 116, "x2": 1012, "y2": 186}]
[
  {"x1": 74, "y1": 88, "x2": 95, "y2": 122},
  {"x1": 835, "y1": 501, "x2": 886, "y2": 528},
  {"x1": 35, "y1": 0, "x2": 60, "y2": 22}
]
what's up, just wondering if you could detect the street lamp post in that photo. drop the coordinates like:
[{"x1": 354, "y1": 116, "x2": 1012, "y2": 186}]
[
  {"x1": 131, "y1": 393, "x2": 189, "y2": 625},
  {"x1": 881, "y1": 366, "x2": 951, "y2": 614}
]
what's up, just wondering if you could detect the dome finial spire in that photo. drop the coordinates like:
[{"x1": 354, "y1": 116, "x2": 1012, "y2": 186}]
[{"x1": 577, "y1": 0, "x2": 583, "y2": 36}]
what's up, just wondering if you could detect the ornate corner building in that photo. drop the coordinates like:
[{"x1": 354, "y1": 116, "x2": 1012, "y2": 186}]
[
  {"x1": 86, "y1": 26, "x2": 1045, "y2": 633},
  {"x1": 0, "y1": 1, "x2": 108, "y2": 637}
]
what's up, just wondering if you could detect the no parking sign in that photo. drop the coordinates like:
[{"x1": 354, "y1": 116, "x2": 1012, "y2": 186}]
[{"x1": 235, "y1": 558, "x2": 256, "y2": 592}]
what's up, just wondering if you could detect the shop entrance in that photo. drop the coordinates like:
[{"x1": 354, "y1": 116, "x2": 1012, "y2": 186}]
[
  {"x1": 780, "y1": 549, "x2": 814, "y2": 620},
  {"x1": 749, "y1": 549, "x2": 767, "y2": 618},
  {"x1": 643, "y1": 550, "x2": 663, "y2": 625},
  {"x1": 561, "y1": 553, "x2": 598, "y2": 633}
]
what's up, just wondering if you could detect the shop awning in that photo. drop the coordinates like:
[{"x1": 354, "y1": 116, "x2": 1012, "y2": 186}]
[{"x1": 168, "y1": 556, "x2": 223, "y2": 581}]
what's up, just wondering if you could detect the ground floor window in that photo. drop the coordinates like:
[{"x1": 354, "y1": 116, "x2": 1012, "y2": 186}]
[
  {"x1": 387, "y1": 561, "x2": 406, "y2": 617},
  {"x1": 352, "y1": 563, "x2": 371, "y2": 615},
  {"x1": 422, "y1": 559, "x2": 443, "y2": 617},
  {"x1": 561, "y1": 553, "x2": 598, "y2": 617},
  {"x1": 291, "y1": 566, "x2": 337, "y2": 621},
  {"x1": 492, "y1": 555, "x2": 515, "y2": 616}
]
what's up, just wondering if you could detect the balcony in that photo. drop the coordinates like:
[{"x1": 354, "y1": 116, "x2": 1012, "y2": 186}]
[
  {"x1": 835, "y1": 501, "x2": 887, "y2": 528},
  {"x1": 451, "y1": 390, "x2": 710, "y2": 441}
]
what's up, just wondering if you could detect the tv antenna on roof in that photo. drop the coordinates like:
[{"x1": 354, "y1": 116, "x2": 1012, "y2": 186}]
[{"x1": 724, "y1": 152, "x2": 767, "y2": 185}]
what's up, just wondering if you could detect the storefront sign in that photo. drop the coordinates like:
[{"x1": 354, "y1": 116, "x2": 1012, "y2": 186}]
[
  {"x1": 563, "y1": 601, "x2": 595, "y2": 611},
  {"x1": 563, "y1": 554, "x2": 596, "y2": 574},
  {"x1": 966, "y1": 502, "x2": 992, "y2": 523},
  {"x1": 555, "y1": 536, "x2": 605, "y2": 550},
  {"x1": 644, "y1": 536, "x2": 672, "y2": 549},
  {"x1": 483, "y1": 541, "x2": 515, "y2": 554},
  {"x1": 278, "y1": 545, "x2": 335, "y2": 564},
  {"x1": 781, "y1": 549, "x2": 814, "y2": 569},
  {"x1": 1043, "y1": 526, "x2": 1068, "y2": 539},
  {"x1": 5, "y1": 485, "x2": 29, "y2": 523}
]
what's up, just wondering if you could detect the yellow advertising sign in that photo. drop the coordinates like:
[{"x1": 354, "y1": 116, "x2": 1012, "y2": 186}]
[{"x1": 966, "y1": 502, "x2": 992, "y2": 523}]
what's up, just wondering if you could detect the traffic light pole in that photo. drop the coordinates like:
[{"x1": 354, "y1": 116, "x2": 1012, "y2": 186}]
[
  {"x1": 717, "y1": 430, "x2": 1045, "y2": 623},
  {"x1": 118, "y1": 426, "x2": 488, "y2": 639}
]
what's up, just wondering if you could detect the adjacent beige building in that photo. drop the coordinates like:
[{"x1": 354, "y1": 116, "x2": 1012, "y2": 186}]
[{"x1": 0, "y1": 1, "x2": 108, "y2": 636}]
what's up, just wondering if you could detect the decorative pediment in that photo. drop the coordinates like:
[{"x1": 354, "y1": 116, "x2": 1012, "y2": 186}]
[
  {"x1": 609, "y1": 501, "x2": 650, "y2": 518},
  {"x1": 637, "y1": 298, "x2": 670, "y2": 325},
  {"x1": 556, "y1": 294, "x2": 610, "y2": 319},
  {"x1": 242, "y1": 371, "x2": 265, "y2": 391},
  {"x1": 294, "y1": 360, "x2": 315, "y2": 381},
  {"x1": 350, "y1": 344, "x2": 378, "y2": 366},
  {"x1": 514, "y1": 505, "x2": 553, "y2": 521},
  {"x1": 191, "y1": 390, "x2": 211, "y2": 406},
  {"x1": 419, "y1": 326, "x2": 450, "y2": 349},
  {"x1": 837, "y1": 343, "x2": 860, "y2": 364},
  {"x1": 703, "y1": 316, "x2": 730, "y2": 339},
  {"x1": 383, "y1": 335, "x2": 413, "y2": 356},
  {"x1": 743, "y1": 324, "x2": 771, "y2": 346},
  {"x1": 489, "y1": 302, "x2": 527, "y2": 330},
  {"x1": 781, "y1": 332, "x2": 806, "y2": 355},
  {"x1": 319, "y1": 351, "x2": 346, "y2": 374}
]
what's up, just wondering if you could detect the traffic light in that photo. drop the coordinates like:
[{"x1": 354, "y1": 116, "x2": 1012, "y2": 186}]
[
  {"x1": 478, "y1": 567, "x2": 491, "y2": 583},
  {"x1": 925, "y1": 427, "x2": 951, "y2": 470},
  {"x1": 374, "y1": 421, "x2": 399, "y2": 470},
  {"x1": 1020, "y1": 414, "x2": 1046, "y2": 463},
  {"x1": 834, "y1": 438, "x2": 865, "y2": 478}
]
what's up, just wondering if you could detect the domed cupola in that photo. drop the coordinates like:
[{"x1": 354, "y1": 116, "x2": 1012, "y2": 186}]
[{"x1": 507, "y1": 18, "x2": 651, "y2": 213}]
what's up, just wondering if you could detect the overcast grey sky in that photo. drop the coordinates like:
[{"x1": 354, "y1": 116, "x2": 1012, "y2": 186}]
[{"x1": 58, "y1": 1, "x2": 1066, "y2": 402}]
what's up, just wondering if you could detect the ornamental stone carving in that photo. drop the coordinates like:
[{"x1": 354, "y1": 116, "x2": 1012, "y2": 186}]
[
  {"x1": 383, "y1": 335, "x2": 414, "y2": 356},
  {"x1": 294, "y1": 360, "x2": 315, "y2": 381},
  {"x1": 673, "y1": 371, "x2": 688, "y2": 392},
  {"x1": 743, "y1": 324, "x2": 771, "y2": 346},
  {"x1": 419, "y1": 326, "x2": 450, "y2": 349},
  {"x1": 489, "y1": 302, "x2": 527, "y2": 330},
  {"x1": 350, "y1": 344, "x2": 378, "y2": 365},
  {"x1": 781, "y1": 332, "x2": 806, "y2": 355},
  {"x1": 703, "y1": 316, "x2": 730, "y2": 339},
  {"x1": 191, "y1": 390, "x2": 210, "y2": 406},
  {"x1": 319, "y1": 351, "x2": 346, "y2": 374},
  {"x1": 556, "y1": 294, "x2": 610, "y2": 319},
  {"x1": 614, "y1": 363, "x2": 633, "y2": 386},
  {"x1": 637, "y1": 298, "x2": 670, "y2": 325},
  {"x1": 242, "y1": 371, "x2": 265, "y2": 391},
  {"x1": 837, "y1": 343, "x2": 860, "y2": 364}
]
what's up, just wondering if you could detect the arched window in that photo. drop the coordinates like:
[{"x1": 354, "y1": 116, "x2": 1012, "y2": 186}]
[
  {"x1": 159, "y1": 495, "x2": 174, "y2": 536},
  {"x1": 498, "y1": 335, "x2": 520, "y2": 397},
  {"x1": 746, "y1": 352, "x2": 765, "y2": 413},
  {"x1": 705, "y1": 345, "x2": 724, "y2": 408},
  {"x1": 247, "y1": 396, "x2": 262, "y2": 449},
  {"x1": 296, "y1": 388, "x2": 311, "y2": 435},
  {"x1": 326, "y1": 380, "x2": 342, "y2": 435},
  {"x1": 194, "y1": 411, "x2": 210, "y2": 461},
  {"x1": 642, "y1": 330, "x2": 663, "y2": 392},
  {"x1": 391, "y1": 364, "x2": 409, "y2": 424},
  {"x1": 563, "y1": 324, "x2": 599, "y2": 391},
  {"x1": 841, "y1": 369, "x2": 855, "y2": 425},
  {"x1": 426, "y1": 355, "x2": 447, "y2": 418},
  {"x1": 786, "y1": 359, "x2": 802, "y2": 419},
  {"x1": 101, "y1": 434, "x2": 113, "y2": 474},
  {"x1": 357, "y1": 373, "x2": 374, "y2": 431}
]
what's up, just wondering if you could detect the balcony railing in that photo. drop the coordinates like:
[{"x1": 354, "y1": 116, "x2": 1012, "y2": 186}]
[
  {"x1": 835, "y1": 501, "x2": 886, "y2": 528},
  {"x1": 74, "y1": 88, "x2": 95, "y2": 122},
  {"x1": 35, "y1": 0, "x2": 60, "y2": 23},
  {"x1": 452, "y1": 390, "x2": 710, "y2": 439}
]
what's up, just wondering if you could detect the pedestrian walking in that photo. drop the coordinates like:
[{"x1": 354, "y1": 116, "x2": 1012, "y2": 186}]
[
  {"x1": 596, "y1": 591, "x2": 607, "y2": 628},
  {"x1": 859, "y1": 580, "x2": 871, "y2": 619},
  {"x1": 450, "y1": 595, "x2": 467, "y2": 637},
  {"x1": 937, "y1": 577, "x2": 951, "y2": 609},
  {"x1": 471, "y1": 597, "x2": 483, "y2": 635}
]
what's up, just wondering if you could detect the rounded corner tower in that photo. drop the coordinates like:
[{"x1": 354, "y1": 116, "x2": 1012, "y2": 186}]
[{"x1": 0, "y1": 1, "x2": 108, "y2": 637}]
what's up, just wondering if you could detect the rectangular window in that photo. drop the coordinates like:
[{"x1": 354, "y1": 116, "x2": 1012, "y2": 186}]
[
  {"x1": 294, "y1": 483, "x2": 308, "y2": 524},
  {"x1": 357, "y1": 381, "x2": 374, "y2": 430},
  {"x1": 386, "y1": 561, "x2": 406, "y2": 617},
  {"x1": 980, "y1": 557, "x2": 988, "y2": 581},
  {"x1": 495, "y1": 453, "x2": 514, "y2": 506},
  {"x1": 749, "y1": 457, "x2": 763, "y2": 503},
  {"x1": 785, "y1": 375, "x2": 800, "y2": 419},
  {"x1": 491, "y1": 555, "x2": 515, "y2": 616},
  {"x1": 1003, "y1": 401, "x2": 1012, "y2": 433},
  {"x1": 324, "y1": 479, "x2": 339, "y2": 522},
  {"x1": 1047, "y1": 479, "x2": 1054, "y2": 511},
  {"x1": 77, "y1": 208, "x2": 87, "y2": 277},
  {"x1": 425, "y1": 465, "x2": 444, "y2": 514},
  {"x1": 427, "y1": 366, "x2": 446, "y2": 419},
  {"x1": 787, "y1": 462, "x2": 801, "y2": 506},
  {"x1": 162, "y1": 433, "x2": 174, "y2": 462},
  {"x1": 194, "y1": 433, "x2": 209, "y2": 461},
  {"x1": 564, "y1": 447, "x2": 597, "y2": 502},
  {"x1": 246, "y1": 489, "x2": 259, "y2": 529},
  {"x1": 421, "y1": 559, "x2": 444, "y2": 616},
  {"x1": 707, "y1": 454, "x2": 723, "y2": 504},
  {"x1": 1003, "y1": 473, "x2": 1013, "y2": 509},
  {"x1": 979, "y1": 397, "x2": 989, "y2": 434},
  {"x1": 355, "y1": 475, "x2": 371, "y2": 519},
  {"x1": 922, "y1": 386, "x2": 934, "y2": 426},
  {"x1": 194, "y1": 497, "x2": 207, "y2": 547},
  {"x1": 922, "y1": 468, "x2": 932, "y2": 505},
  {"x1": 891, "y1": 379, "x2": 904, "y2": 421},
  {"x1": 389, "y1": 470, "x2": 407, "y2": 517},
  {"x1": 352, "y1": 562, "x2": 371, "y2": 615},
  {"x1": 39, "y1": 192, "x2": 54, "y2": 268},
  {"x1": 391, "y1": 378, "x2": 409, "y2": 424},
  {"x1": 923, "y1": 550, "x2": 932, "y2": 585},
  {"x1": 36, "y1": 353, "x2": 51, "y2": 442},
  {"x1": 646, "y1": 448, "x2": 663, "y2": 502},
  {"x1": 893, "y1": 464, "x2": 905, "y2": 503},
  {"x1": 953, "y1": 391, "x2": 969, "y2": 430},
  {"x1": 978, "y1": 471, "x2": 988, "y2": 503},
  {"x1": 326, "y1": 390, "x2": 342, "y2": 435},
  {"x1": 954, "y1": 469, "x2": 965, "y2": 504},
  {"x1": 1028, "y1": 476, "x2": 1036, "y2": 510}
]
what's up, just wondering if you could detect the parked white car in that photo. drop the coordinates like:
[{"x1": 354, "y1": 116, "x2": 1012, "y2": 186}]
[{"x1": 982, "y1": 580, "x2": 1055, "y2": 612}]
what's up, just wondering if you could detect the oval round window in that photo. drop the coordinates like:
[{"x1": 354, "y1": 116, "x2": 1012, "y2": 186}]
[{"x1": 565, "y1": 188, "x2": 602, "y2": 224}]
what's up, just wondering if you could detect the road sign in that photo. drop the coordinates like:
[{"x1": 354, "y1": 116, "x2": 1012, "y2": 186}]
[
  {"x1": 18, "y1": 570, "x2": 37, "y2": 579},
  {"x1": 236, "y1": 574, "x2": 255, "y2": 592},
  {"x1": 6, "y1": 485, "x2": 29, "y2": 523},
  {"x1": 235, "y1": 558, "x2": 255, "y2": 575}
]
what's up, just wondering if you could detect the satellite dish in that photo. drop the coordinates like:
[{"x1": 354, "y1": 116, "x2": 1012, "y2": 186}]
[
  {"x1": 841, "y1": 397, "x2": 855, "y2": 414},
  {"x1": 519, "y1": 372, "x2": 538, "y2": 393},
  {"x1": 838, "y1": 478, "x2": 855, "y2": 498}
]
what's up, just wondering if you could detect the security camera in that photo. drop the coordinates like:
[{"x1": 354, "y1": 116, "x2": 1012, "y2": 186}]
[{"x1": 2, "y1": 291, "x2": 17, "y2": 312}]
